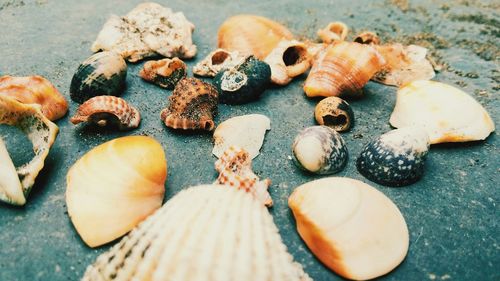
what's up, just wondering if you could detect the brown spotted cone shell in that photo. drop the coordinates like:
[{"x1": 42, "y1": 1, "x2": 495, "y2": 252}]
[{"x1": 160, "y1": 78, "x2": 218, "y2": 131}]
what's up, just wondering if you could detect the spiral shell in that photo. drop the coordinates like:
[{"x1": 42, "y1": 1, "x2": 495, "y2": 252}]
[
  {"x1": 218, "y1": 15, "x2": 294, "y2": 60},
  {"x1": 264, "y1": 40, "x2": 311, "y2": 85},
  {"x1": 193, "y1": 49, "x2": 246, "y2": 77},
  {"x1": 139, "y1": 57, "x2": 187, "y2": 89},
  {"x1": 304, "y1": 42, "x2": 386, "y2": 99},
  {"x1": 66, "y1": 136, "x2": 167, "y2": 247},
  {"x1": 317, "y1": 21, "x2": 349, "y2": 44},
  {"x1": 160, "y1": 78, "x2": 218, "y2": 130},
  {"x1": 314, "y1": 96, "x2": 354, "y2": 132},
  {"x1": 83, "y1": 185, "x2": 311, "y2": 281},
  {"x1": 353, "y1": 31, "x2": 380, "y2": 45},
  {"x1": 70, "y1": 96, "x2": 141, "y2": 130}
]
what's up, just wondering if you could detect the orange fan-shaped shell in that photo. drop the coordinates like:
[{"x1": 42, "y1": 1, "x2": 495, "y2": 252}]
[{"x1": 218, "y1": 15, "x2": 294, "y2": 60}]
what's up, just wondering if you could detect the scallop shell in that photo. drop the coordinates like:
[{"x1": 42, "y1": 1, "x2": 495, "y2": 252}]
[
  {"x1": 356, "y1": 127, "x2": 430, "y2": 187},
  {"x1": 66, "y1": 136, "x2": 167, "y2": 247},
  {"x1": 193, "y1": 49, "x2": 246, "y2": 77},
  {"x1": 314, "y1": 96, "x2": 354, "y2": 132},
  {"x1": 215, "y1": 146, "x2": 272, "y2": 206},
  {"x1": 303, "y1": 42, "x2": 386, "y2": 99},
  {"x1": 0, "y1": 95, "x2": 58, "y2": 206},
  {"x1": 160, "y1": 78, "x2": 218, "y2": 131},
  {"x1": 317, "y1": 21, "x2": 349, "y2": 44},
  {"x1": 139, "y1": 57, "x2": 187, "y2": 89},
  {"x1": 390, "y1": 80, "x2": 495, "y2": 144},
  {"x1": 0, "y1": 75, "x2": 68, "y2": 121},
  {"x1": 289, "y1": 177, "x2": 409, "y2": 280},
  {"x1": 70, "y1": 96, "x2": 141, "y2": 130},
  {"x1": 264, "y1": 40, "x2": 311, "y2": 85},
  {"x1": 82, "y1": 185, "x2": 311, "y2": 281},
  {"x1": 70, "y1": 51, "x2": 127, "y2": 103},
  {"x1": 292, "y1": 126, "x2": 348, "y2": 175},
  {"x1": 353, "y1": 31, "x2": 380, "y2": 45},
  {"x1": 212, "y1": 114, "x2": 271, "y2": 159},
  {"x1": 218, "y1": 14, "x2": 294, "y2": 60}
]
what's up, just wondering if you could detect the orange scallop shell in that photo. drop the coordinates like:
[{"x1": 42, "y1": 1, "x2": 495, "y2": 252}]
[{"x1": 218, "y1": 15, "x2": 294, "y2": 60}]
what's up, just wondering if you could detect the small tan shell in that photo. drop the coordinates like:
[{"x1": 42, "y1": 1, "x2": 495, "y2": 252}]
[
  {"x1": 353, "y1": 31, "x2": 380, "y2": 45},
  {"x1": 70, "y1": 96, "x2": 141, "y2": 130},
  {"x1": 264, "y1": 40, "x2": 311, "y2": 85},
  {"x1": 317, "y1": 22, "x2": 349, "y2": 44},
  {"x1": 193, "y1": 49, "x2": 246, "y2": 77},
  {"x1": 139, "y1": 57, "x2": 187, "y2": 89},
  {"x1": 314, "y1": 97, "x2": 354, "y2": 132}
]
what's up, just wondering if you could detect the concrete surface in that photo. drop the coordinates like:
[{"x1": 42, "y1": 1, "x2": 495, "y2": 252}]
[{"x1": 0, "y1": 0, "x2": 498, "y2": 280}]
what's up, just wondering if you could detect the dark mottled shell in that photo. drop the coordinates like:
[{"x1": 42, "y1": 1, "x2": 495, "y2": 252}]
[
  {"x1": 356, "y1": 127, "x2": 430, "y2": 187},
  {"x1": 315, "y1": 96, "x2": 354, "y2": 132},
  {"x1": 213, "y1": 56, "x2": 271, "y2": 104},
  {"x1": 70, "y1": 51, "x2": 127, "y2": 103},
  {"x1": 160, "y1": 78, "x2": 218, "y2": 130},
  {"x1": 139, "y1": 58, "x2": 187, "y2": 89},
  {"x1": 292, "y1": 126, "x2": 348, "y2": 175}
]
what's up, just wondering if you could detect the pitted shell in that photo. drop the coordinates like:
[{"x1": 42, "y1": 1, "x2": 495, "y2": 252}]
[
  {"x1": 193, "y1": 49, "x2": 246, "y2": 77},
  {"x1": 314, "y1": 96, "x2": 354, "y2": 132},
  {"x1": 139, "y1": 57, "x2": 187, "y2": 89},
  {"x1": 264, "y1": 40, "x2": 311, "y2": 85},
  {"x1": 317, "y1": 21, "x2": 349, "y2": 44}
]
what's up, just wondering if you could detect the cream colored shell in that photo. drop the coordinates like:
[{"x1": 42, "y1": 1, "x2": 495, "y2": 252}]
[
  {"x1": 0, "y1": 138, "x2": 25, "y2": 205},
  {"x1": 264, "y1": 40, "x2": 311, "y2": 85}
]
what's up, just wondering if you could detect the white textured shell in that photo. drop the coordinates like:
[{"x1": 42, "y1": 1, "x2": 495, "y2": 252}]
[
  {"x1": 193, "y1": 49, "x2": 246, "y2": 77},
  {"x1": 264, "y1": 40, "x2": 311, "y2": 85},
  {"x1": 212, "y1": 114, "x2": 271, "y2": 159},
  {"x1": 390, "y1": 80, "x2": 495, "y2": 144},
  {"x1": 83, "y1": 185, "x2": 311, "y2": 281}
]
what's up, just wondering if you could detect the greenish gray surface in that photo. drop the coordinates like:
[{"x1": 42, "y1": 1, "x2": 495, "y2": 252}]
[{"x1": 0, "y1": 0, "x2": 498, "y2": 280}]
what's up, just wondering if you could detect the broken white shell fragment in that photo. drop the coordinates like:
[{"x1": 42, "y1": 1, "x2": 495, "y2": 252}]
[
  {"x1": 264, "y1": 40, "x2": 311, "y2": 85},
  {"x1": 390, "y1": 80, "x2": 495, "y2": 144},
  {"x1": 83, "y1": 185, "x2": 311, "y2": 281},
  {"x1": 289, "y1": 177, "x2": 409, "y2": 280},
  {"x1": 193, "y1": 49, "x2": 246, "y2": 77},
  {"x1": 0, "y1": 138, "x2": 25, "y2": 205},
  {"x1": 212, "y1": 114, "x2": 271, "y2": 159}
]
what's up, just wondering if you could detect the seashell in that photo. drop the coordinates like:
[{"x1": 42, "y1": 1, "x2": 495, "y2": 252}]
[
  {"x1": 0, "y1": 75, "x2": 68, "y2": 121},
  {"x1": 289, "y1": 177, "x2": 409, "y2": 280},
  {"x1": 70, "y1": 51, "x2": 127, "y2": 104},
  {"x1": 66, "y1": 136, "x2": 167, "y2": 247},
  {"x1": 303, "y1": 42, "x2": 386, "y2": 99},
  {"x1": 390, "y1": 80, "x2": 495, "y2": 144},
  {"x1": 0, "y1": 95, "x2": 58, "y2": 206},
  {"x1": 212, "y1": 114, "x2": 271, "y2": 159},
  {"x1": 215, "y1": 146, "x2": 272, "y2": 206},
  {"x1": 264, "y1": 40, "x2": 311, "y2": 85},
  {"x1": 70, "y1": 96, "x2": 141, "y2": 131},
  {"x1": 139, "y1": 57, "x2": 187, "y2": 89},
  {"x1": 82, "y1": 185, "x2": 311, "y2": 281},
  {"x1": 292, "y1": 126, "x2": 348, "y2": 175},
  {"x1": 213, "y1": 56, "x2": 271, "y2": 104},
  {"x1": 160, "y1": 78, "x2": 218, "y2": 131},
  {"x1": 317, "y1": 21, "x2": 349, "y2": 44},
  {"x1": 356, "y1": 127, "x2": 430, "y2": 187},
  {"x1": 314, "y1": 96, "x2": 354, "y2": 132},
  {"x1": 353, "y1": 31, "x2": 380, "y2": 45},
  {"x1": 218, "y1": 14, "x2": 294, "y2": 60},
  {"x1": 0, "y1": 138, "x2": 25, "y2": 206},
  {"x1": 193, "y1": 49, "x2": 246, "y2": 77}
]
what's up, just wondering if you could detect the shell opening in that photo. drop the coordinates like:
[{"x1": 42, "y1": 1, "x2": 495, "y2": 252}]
[
  {"x1": 283, "y1": 46, "x2": 302, "y2": 66},
  {"x1": 322, "y1": 114, "x2": 347, "y2": 128},
  {"x1": 211, "y1": 51, "x2": 230, "y2": 65},
  {"x1": 203, "y1": 120, "x2": 215, "y2": 131}
]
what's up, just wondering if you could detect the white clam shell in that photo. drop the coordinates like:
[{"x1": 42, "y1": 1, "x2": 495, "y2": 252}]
[{"x1": 0, "y1": 138, "x2": 25, "y2": 205}]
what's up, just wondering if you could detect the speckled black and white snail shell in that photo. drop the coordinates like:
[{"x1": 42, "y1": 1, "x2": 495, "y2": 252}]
[
  {"x1": 292, "y1": 126, "x2": 348, "y2": 175},
  {"x1": 314, "y1": 96, "x2": 354, "y2": 132},
  {"x1": 213, "y1": 56, "x2": 271, "y2": 104},
  {"x1": 70, "y1": 51, "x2": 127, "y2": 103},
  {"x1": 356, "y1": 127, "x2": 430, "y2": 187}
]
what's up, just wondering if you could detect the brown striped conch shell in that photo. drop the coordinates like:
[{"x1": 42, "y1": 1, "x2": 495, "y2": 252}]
[
  {"x1": 390, "y1": 80, "x2": 495, "y2": 144},
  {"x1": 82, "y1": 185, "x2": 311, "y2": 281},
  {"x1": 304, "y1": 42, "x2": 386, "y2": 99},
  {"x1": 160, "y1": 78, "x2": 218, "y2": 131},
  {"x1": 215, "y1": 146, "x2": 272, "y2": 206},
  {"x1": 289, "y1": 177, "x2": 409, "y2": 280},
  {"x1": 66, "y1": 136, "x2": 167, "y2": 247},
  {"x1": 0, "y1": 95, "x2": 58, "y2": 206},
  {"x1": 264, "y1": 40, "x2": 311, "y2": 85},
  {"x1": 139, "y1": 57, "x2": 187, "y2": 89},
  {"x1": 353, "y1": 31, "x2": 380, "y2": 45},
  {"x1": 317, "y1": 21, "x2": 349, "y2": 44},
  {"x1": 0, "y1": 75, "x2": 68, "y2": 121},
  {"x1": 218, "y1": 14, "x2": 294, "y2": 60},
  {"x1": 70, "y1": 96, "x2": 141, "y2": 130},
  {"x1": 193, "y1": 49, "x2": 246, "y2": 77}
]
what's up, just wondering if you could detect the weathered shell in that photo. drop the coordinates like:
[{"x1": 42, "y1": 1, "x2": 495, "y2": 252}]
[
  {"x1": 292, "y1": 126, "x2": 348, "y2": 175},
  {"x1": 160, "y1": 78, "x2": 218, "y2": 130},
  {"x1": 0, "y1": 75, "x2": 68, "y2": 121},
  {"x1": 215, "y1": 146, "x2": 272, "y2": 206},
  {"x1": 304, "y1": 42, "x2": 386, "y2": 99},
  {"x1": 289, "y1": 177, "x2": 409, "y2": 280},
  {"x1": 0, "y1": 138, "x2": 25, "y2": 205},
  {"x1": 66, "y1": 136, "x2": 167, "y2": 247},
  {"x1": 83, "y1": 185, "x2": 311, "y2": 281},
  {"x1": 264, "y1": 40, "x2": 311, "y2": 85},
  {"x1": 213, "y1": 114, "x2": 271, "y2": 159},
  {"x1": 193, "y1": 49, "x2": 246, "y2": 77},
  {"x1": 70, "y1": 51, "x2": 127, "y2": 103},
  {"x1": 70, "y1": 96, "x2": 141, "y2": 130},
  {"x1": 317, "y1": 21, "x2": 349, "y2": 44},
  {"x1": 139, "y1": 57, "x2": 187, "y2": 89},
  {"x1": 0, "y1": 95, "x2": 58, "y2": 206},
  {"x1": 218, "y1": 14, "x2": 294, "y2": 60},
  {"x1": 390, "y1": 80, "x2": 495, "y2": 144},
  {"x1": 353, "y1": 31, "x2": 380, "y2": 45},
  {"x1": 356, "y1": 127, "x2": 430, "y2": 187},
  {"x1": 314, "y1": 96, "x2": 354, "y2": 132},
  {"x1": 213, "y1": 56, "x2": 271, "y2": 104}
]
